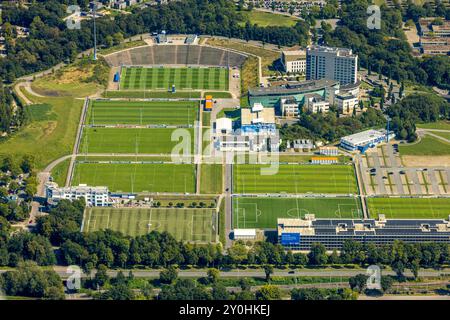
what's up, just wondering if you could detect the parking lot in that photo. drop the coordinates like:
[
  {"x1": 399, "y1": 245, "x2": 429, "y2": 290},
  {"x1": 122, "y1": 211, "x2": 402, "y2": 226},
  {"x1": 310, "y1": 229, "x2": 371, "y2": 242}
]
[{"x1": 360, "y1": 143, "x2": 450, "y2": 196}]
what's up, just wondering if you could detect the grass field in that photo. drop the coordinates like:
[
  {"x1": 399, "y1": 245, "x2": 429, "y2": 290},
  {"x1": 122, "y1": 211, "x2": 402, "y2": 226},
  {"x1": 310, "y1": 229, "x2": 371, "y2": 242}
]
[
  {"x1": 72, "y1": 162, "x2": 196, "y2": 193},
  {"x1": 368, "y1": 197, "x2": 450, "y2": 219},
  {"x1": 240, "y1": 10, "x2": 299, "y2": 27},
  {"x1": 416, "y1": 121, "x2": 450, "y2": 130},
  {"x1": 50, "y1": 159, "x2": 70, "y2": 187},
  {"x1": 86, "y1": 100, "x2": 198, "y2": 126},
  {"x1": 399, "y1": 135, "x2": 450, "y2": 156},
  {"x1": 83, "y1": 207, "x2": 216, "y2": 242},
  {"x1": 79, "y1": 127, "x2": 194, "y2": 154},
  {"x1": 233, "y1": 164, "x2": 358, "y2": 194},
  {"x1": 233, "y1": 197, "x2": 362, "y2": 229},
  {"x1": 200, "y1": 164, "x2": 223, "y2": 194},
  {"x1": 120, "y1": 67, "x2": 229, "y2": 91}
]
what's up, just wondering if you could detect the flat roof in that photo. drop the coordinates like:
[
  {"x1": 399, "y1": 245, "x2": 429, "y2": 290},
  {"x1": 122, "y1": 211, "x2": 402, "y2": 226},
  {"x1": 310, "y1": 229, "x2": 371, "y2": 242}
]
[
  {"x1": 234, "y1": 229, "x2": 256, "y2": 236},
  {"x1": 249, "y1": 79, "x2": 338, "y2": 97},
  {"x1": 241, "y1": 107, "x2": 275, "y2": 125},
  {"x1": 341, "y1": 129, "x2": 385, "y2": 144}
]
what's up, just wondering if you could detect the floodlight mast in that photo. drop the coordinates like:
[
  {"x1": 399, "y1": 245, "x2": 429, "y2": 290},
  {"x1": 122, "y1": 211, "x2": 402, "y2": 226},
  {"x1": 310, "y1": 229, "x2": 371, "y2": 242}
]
[{"x1": 93, "y1": 3, "x2": 97, "y2": 61}]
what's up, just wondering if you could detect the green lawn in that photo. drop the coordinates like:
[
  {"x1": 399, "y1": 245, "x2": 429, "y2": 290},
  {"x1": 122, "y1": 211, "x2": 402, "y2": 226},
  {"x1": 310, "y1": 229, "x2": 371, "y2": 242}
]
[
  {"x1": 399, "y1": 135, "x2": 450, "y2": 156},
  {"x1": 0, "y1": 96, "x2": 83, "y2": 169},
  {"x1": 72, "y1": 162, "x2": 195, "y2": 193},
  {"x1": 233, "y1": 197, "x2": 362, "y2": 229},
  {"x1": 240, "y1": 10, "x2": 299, "y2": 27},
  {"x1": 103, "y1": 90, "x2": 202, "y2": 99},
  {"x1": 200, "y1": 164, "x2": 223, "y2": 194},
  {"x1": 121, "y1": 67, "x2": 229, "y2": 91},
  {"x1": 368, "y1": 197, "x2": 450, "y2": 219},
  {"x1": 233, "y1": 164, "x2": 358, "y2": 194},
  {"x1": 416, "y1": 121, "x2": 450, "y2": 130},
  {"x1": 50, "y1": 159, "x2": 70, "y2": 187},
  {"x1": 431, "y1": 132, "x2": 450, "y2": 141},
  {"x1": 83, "y1": 207, "x2": 216, "y2": 242},
  {"x1": 86, "y1": 100, "x2": 198, "y2": 126},
  {"x1": 79, "y1": 127, "x2": 195, "y2": 154}
]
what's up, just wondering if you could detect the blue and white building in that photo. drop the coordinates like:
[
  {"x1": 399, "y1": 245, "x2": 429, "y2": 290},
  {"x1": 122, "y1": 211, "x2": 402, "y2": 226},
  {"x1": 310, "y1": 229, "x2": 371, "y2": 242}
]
[{"x1": 340, "y1": 129, "x2": 395, "y2": 152}]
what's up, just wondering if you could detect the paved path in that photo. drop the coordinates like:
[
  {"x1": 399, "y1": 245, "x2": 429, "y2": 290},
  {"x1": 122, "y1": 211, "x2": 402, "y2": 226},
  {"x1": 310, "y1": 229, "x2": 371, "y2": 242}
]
[
  {"x1": 66, "y1": 98, "x2": 90, "y2": 187},
  {"x1": 224, "y1": 163, "x2": 233, "y2": 248},
  {"x1": 21, "y1": 266, "x2": 449, "y2": 279}
]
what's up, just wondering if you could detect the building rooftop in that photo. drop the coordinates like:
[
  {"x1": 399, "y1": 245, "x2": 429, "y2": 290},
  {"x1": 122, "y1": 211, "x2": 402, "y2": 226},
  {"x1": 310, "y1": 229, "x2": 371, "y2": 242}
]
[
  {"x1": 307, "y1": 45, "x2": 356, "y2": 57},
  {"x1": 341, "y1": 129, "x2": 386, "y2": 144},
  {"x1": 241, "y1": 107, "x2": 275, "y2": 125},
  {"x1": 249, "y1": 79, "x2": 339, "y2": 96},
  {"x1": 278, "y1": 217, "x2": 450, "y2": 237},
  {"x1": 282, "y1": 49, "x2": 306, "y2": 62}
]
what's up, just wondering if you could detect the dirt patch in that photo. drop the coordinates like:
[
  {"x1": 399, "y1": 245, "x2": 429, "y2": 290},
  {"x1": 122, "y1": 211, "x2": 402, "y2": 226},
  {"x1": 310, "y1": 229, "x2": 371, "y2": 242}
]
[
  {"x1": 42, "y1": 121, "x2": 57, "y2": 137},
  {"x1": 402, "y1": 155, "x2": 450, "y2": 167},
  {"x1": 56, "y1": 68, "x2": 92, "y2": 84}
]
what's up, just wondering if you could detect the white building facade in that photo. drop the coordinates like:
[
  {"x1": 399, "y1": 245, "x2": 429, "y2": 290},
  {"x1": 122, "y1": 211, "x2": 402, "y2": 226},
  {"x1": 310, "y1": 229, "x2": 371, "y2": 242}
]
[
  {"x1": 306, "y1": 45, "x2": 358, "y2": 85},
  {"x1": 46, "y1": 183, "x2": 110, "y2": 207}
]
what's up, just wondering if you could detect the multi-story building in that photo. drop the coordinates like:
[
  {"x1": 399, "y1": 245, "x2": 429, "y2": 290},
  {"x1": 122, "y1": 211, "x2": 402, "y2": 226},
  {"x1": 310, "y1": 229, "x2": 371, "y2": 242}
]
[
  {"x1": 280, "y1": 97, "x2": 300, "y2": 117},
  {"x1": 46, "y1": 183, "x2": 111, "y2": 207},
  {"x1": 281, "y1": 50, "x2": 306, "y2": 74},
  {"x1": 306, "y1": 45, "x2": 358, "y2": 85},
  {"x1": 335, "y1": 93, "x2": 359, "y2": 115},
  {"x1": 305, "y1": 93, "x2": 330, "y2": 113},
  {"x1": 278, "y1": 215, "x2": 450, "y2": 251},
  {"x1": 249, "y1": 79, "x2": 339, "y2": 108}
]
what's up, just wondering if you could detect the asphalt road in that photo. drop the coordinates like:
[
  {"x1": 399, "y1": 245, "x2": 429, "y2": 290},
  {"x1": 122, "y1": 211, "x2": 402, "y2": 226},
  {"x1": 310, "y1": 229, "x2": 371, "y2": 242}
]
[{"x1": 5, "y1": 267, "x2": 445, "y2": 279}]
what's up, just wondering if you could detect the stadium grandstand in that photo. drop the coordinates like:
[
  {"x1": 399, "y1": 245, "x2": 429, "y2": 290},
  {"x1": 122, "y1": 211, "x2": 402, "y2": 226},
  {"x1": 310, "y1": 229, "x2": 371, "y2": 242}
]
[{"x1": 103, "y1": 45, "x2": 248, "y2": 68}]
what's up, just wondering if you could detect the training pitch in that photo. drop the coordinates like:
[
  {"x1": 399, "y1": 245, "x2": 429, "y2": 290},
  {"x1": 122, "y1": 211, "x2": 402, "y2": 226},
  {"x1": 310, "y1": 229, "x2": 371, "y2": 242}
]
[
  {"x1": 120, "y1": 67, "x2": 229, "y2": 91},
  {"x1": 83, "y1": 207, "x2": 217, "y2": 242},
  {"x1": 86, "y1": 100, "x2": 198, "y2": 126},
  {"x1": 72, "y1": 162, "x2": 196, "y2": 193},
  {"x1": 79, "y1": 127, "x2": 195, "y2": 154},
  {"x1": 233, "y1": 164, "x2": 358, "y2": 194},
  {"x1": 233, "y1": 197, "x2": 362, "y2": 229},
  {"x1": 368, "y1": 197, "x2": 450, "y2": 219}
]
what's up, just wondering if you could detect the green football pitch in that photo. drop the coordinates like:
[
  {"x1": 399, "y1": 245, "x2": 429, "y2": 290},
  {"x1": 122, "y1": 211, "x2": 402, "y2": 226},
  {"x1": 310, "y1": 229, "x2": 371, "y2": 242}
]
[
  {"x1": 72, "y1": 162, "x2": 196, "y2": 193},
  {"x1": 79, "y1": 127, "x2": 194, "y2": 154},
  {"x1": 233, "y1": 164, "x2": 358, "y2": 194},
  {"x1": 120, "y1": 67, "x2": 229, "y2": 91},
  {"x1": 368, "y1": 197, "x2": 450, "y2": 219},
  {"x1": 86, "y1": 100, "x2": 198, "y2": 126},
  {"x1": 233, "y1": 197, "x2": 362, "y2": 229},
  {"x1": 83, "y1": 207, "x2": 217, "y2": 242}
]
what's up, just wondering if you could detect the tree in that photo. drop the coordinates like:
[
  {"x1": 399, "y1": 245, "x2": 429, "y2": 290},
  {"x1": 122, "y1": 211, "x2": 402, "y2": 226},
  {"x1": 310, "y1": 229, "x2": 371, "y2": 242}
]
[
  {"x1": 211, "y1": 284, "x2": 230, "y2": 300},
  {"x1": 349, "y1": 274, "x2": 369, "y2": 293},
  {"x1": 308, "y1": 243, "x2": 327, "y2": 265},
  {"x1": 263, "y1": 264, "x2": 274, "y2": 282},
  {"x1": 93, "y1": 264, "x2": 109, "y2": 288},
  {"x1": 255, "y1": 285, "x2": 281, "y2": 300},
  {"x1": 207, "y1": 268, "x2": 220, "y2": 284},
  {"x1": 159, "y1": 266, "x2": 178, "y2": 284}
]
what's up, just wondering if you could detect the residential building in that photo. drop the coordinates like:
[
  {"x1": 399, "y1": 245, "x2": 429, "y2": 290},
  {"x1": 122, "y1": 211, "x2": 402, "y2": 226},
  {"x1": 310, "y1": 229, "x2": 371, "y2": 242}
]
[
  {"x1": 281, "y1": 49, "x2": 307, "y2": 74},
  {"x1": 306, "y1": 45, "x2": 358, "y2": 85},
  {"x1": 46, "y1": 183, "x2": 111, "y2": 207},
  {"x1": 278, "y1": 216, "x2": 450, "y2": 251}
]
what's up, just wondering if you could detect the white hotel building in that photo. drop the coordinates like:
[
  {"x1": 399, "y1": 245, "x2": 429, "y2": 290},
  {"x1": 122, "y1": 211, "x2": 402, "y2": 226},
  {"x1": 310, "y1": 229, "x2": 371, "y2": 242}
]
[{"x1": 46, "y1": 183, "x2": 111, "y2": 207}]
